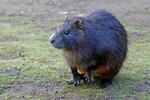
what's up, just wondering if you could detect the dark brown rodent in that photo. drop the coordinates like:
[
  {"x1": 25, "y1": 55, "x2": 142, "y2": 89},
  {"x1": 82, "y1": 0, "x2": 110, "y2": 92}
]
[{"x1": 49, "y1": 10, "x2": 128, "y2": 88}]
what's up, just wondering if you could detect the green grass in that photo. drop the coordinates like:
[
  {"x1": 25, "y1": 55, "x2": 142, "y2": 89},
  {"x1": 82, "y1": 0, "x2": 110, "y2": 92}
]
[
  {"x1": 0, "y1": 16, "x2": 150, "y2": 99},
  {"x1": 0, "y1": 17, "x2": 29, "y2": 24},
  {"x1": 27, "y1": 0, "x2": 49, "y2": 5}
]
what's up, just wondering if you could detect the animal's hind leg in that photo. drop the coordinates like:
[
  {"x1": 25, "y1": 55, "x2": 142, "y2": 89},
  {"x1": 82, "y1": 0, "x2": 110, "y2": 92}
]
[{"x1": 99, "y1": 79, "x2": 112, "y2": 89}]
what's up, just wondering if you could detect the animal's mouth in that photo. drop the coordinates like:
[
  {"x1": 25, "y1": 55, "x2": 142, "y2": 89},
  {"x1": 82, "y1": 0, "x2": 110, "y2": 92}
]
[
  {"x1": 57, "y1": 47, "x2": 62, "y2": 49},
  {"x1": 51, "y1": 44, "x2": 62, "y2": 49}
]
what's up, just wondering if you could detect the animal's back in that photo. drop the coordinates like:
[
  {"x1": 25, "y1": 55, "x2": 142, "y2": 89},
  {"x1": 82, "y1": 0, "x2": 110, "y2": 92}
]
[{"x1": 84, "y1": 10, "x2": 127, "y2": 59}]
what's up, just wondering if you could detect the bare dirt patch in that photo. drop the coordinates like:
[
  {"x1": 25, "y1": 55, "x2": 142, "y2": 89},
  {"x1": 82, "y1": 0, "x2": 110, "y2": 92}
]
[
  {"x1": 0, "y1": 37, "x2": 18, "y2": 42},
  {"x1": 135, "y1": 81, "x2": 150, "y2": 93},
  {"x1": 5, "y1": 82, "x2": 61, "y2": 95},
  {"x1": 129, "y1": 32, "x2": 150, "y2": 44},
  {"x1": 3, "y1": 80, "x2": 64, "y2": 98},
  {"x1": 0, "y1": 67, "x2": 22, "y2": 77},
  {"x1": 1, "y1": 53, "x2": 25, "y2": 60}
]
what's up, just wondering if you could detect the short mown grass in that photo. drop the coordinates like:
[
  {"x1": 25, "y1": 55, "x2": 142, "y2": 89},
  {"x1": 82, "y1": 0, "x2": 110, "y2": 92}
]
[{"x1": 0, "y1": 15, "x2": 150, "y2": 99}]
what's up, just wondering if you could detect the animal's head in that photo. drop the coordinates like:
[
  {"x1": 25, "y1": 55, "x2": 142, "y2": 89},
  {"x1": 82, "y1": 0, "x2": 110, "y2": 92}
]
[{"x1": 49, "y1": 17, "x2": 86, "y2": 50}]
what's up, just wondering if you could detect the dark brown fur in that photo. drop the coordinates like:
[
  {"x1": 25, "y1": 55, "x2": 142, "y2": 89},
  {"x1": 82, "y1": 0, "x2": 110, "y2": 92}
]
[{"x1": 50, "y1": 10, "x2": 128, "y2": 88}]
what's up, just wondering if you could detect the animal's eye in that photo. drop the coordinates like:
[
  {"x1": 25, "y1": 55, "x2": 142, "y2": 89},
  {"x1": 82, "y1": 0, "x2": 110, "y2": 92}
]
[{"x1": 65, "y1": 31, "x2": 69, "y2": 35}]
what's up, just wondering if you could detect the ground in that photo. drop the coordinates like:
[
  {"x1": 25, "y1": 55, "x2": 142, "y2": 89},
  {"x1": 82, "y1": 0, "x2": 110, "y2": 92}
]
[{"x1": 0, "y1": 0, "x2": 150, "y2": 100}]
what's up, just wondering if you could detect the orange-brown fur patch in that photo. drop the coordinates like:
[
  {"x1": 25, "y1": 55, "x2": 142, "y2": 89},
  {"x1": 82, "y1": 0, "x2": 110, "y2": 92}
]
[
  {"x1": 77, "y1": 65, "x2": 113, "y2": 79},
  {"x1": 95, "y1": 65, "x2": 113, "y2": 79},
  {"x1": 77, "y1": 66, "x2": 87, "y2": 74}
]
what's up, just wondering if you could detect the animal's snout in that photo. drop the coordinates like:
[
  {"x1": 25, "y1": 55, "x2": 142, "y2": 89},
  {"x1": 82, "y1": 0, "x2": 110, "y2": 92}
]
[
  {"x1": 49, "y1": 33, "x2": 63, "y2": 49},
  {"x1": 49, "y1": 33, "x2": 56, "y2": 44},
  {"x1": 50, "y1": 39, "x2": 55, "y2": 43}
]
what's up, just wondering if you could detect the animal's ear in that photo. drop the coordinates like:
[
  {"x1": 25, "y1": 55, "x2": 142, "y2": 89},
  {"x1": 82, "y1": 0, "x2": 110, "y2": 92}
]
[{"x1": 72, "y1": 18, "x2": 83, "y2": 29}]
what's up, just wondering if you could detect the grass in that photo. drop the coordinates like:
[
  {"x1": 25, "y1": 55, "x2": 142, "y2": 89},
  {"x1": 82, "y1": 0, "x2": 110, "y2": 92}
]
[
  {"x1": 0, "y1": 17, "x2": 29, "y2": 24},
  {"x1": 27, "y1": 0, "x2": 49, "y2": 5},
  {"x1": 0, "y1": 14, "x2": 150, "y2": 100}
]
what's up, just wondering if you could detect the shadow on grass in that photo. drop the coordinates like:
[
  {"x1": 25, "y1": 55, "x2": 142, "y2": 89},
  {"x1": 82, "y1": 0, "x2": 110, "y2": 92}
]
[{"x1": 62, "y1": 71, "x2": 150, "y2": 99}]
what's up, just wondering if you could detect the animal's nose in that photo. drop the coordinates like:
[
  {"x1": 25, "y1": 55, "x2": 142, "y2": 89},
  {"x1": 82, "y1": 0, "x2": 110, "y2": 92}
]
[
  {"x1": 49, "y1": 33, "x2": 56, "y2": 44},
  {"x1": 50, "y1": 39, "x2": 55, "y2": 43}
]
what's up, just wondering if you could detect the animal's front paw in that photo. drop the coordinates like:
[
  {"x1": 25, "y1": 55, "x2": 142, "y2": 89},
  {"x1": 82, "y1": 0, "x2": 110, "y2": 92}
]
[
  {"x1": 84, "y1": 71, "x2": 94, "y2": 83},
  {"x1": 73, "y1": 76, "x2": 80, "y2": 86},
  {"x1": 67, "y1": 79, "x2": 74, "y2": 85},
  {"x1": 67, "y1": 77, "x2": 80, "y2": 86}
]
